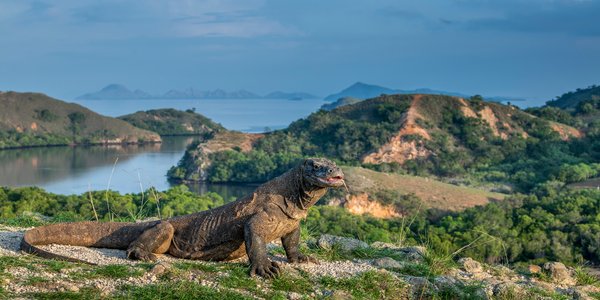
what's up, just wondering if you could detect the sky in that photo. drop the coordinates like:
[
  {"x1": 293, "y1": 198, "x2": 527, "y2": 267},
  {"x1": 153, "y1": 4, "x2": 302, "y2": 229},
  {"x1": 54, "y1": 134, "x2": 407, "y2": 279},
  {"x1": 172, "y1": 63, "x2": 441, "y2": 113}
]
[{"x1": 1, "y1": 0, "x2": 599, "y2": 104}]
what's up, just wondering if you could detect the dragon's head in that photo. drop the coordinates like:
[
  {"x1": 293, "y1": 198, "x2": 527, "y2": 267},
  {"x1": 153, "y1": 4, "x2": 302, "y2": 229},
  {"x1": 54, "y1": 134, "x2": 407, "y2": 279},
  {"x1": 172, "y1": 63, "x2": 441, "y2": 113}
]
[{"x1": 301, "y1": 158, "x2": 345, "y2": 188}]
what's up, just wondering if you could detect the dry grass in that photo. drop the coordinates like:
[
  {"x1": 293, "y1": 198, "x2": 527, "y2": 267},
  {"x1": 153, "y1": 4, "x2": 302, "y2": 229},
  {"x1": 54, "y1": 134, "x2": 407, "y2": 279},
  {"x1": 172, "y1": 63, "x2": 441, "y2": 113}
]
[{"x1": 342, "y1": 167, "x2": 505, "y2": 211}]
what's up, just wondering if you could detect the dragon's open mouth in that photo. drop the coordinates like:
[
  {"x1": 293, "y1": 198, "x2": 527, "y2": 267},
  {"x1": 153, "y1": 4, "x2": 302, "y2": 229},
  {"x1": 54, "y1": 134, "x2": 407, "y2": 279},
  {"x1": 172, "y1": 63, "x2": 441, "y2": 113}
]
[{"x1": 318, "y1": 176, "x2": 344, "y2": 185}]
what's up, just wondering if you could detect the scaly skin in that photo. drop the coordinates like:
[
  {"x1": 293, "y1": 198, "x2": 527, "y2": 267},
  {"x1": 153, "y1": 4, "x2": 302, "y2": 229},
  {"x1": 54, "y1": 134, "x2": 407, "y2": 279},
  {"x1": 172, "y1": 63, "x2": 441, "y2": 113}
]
[{"x1": 21, "y1": 158, "x2": 344, "y2": 278}]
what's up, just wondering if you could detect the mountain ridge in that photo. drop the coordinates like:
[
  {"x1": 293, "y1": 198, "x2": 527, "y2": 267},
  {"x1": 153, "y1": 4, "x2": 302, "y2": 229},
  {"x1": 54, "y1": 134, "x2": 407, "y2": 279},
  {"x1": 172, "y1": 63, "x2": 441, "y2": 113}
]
[
  {"x1": 77, "y1": 84, "x2": 318, "y2": 100},
  {"x1": 323, "y1": 82, "x2": 525, "y2": 104}
]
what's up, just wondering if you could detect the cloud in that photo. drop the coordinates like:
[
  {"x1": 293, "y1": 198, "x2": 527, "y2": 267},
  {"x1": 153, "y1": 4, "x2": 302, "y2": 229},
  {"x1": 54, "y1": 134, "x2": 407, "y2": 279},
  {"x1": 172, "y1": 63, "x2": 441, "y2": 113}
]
[
  {"x1": 0, "y1": 0, "x2": 300, "y2": 39},
  {"x1": 460, "y1": 0, "x2": 600, "y2": 36},
  {"x1": 162, "y1": 0, "x2": 300, "y2": 38}
]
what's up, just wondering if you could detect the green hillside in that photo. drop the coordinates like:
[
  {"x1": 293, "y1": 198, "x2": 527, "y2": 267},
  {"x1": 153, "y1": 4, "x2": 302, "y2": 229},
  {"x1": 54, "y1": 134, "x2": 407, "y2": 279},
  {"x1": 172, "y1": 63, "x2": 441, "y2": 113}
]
[
  {"x1": 118, "y1": 108, "x2": 224, "y2": 136},
  {"x1": 0, "y1": 91, "x2": 161, "y2": 148},
  {"x1": 170, "y1": 94, "x2": 591, "y2": 191},
  {"x1": 547, "y1": 84, "x2": 600, "y2": 109}
]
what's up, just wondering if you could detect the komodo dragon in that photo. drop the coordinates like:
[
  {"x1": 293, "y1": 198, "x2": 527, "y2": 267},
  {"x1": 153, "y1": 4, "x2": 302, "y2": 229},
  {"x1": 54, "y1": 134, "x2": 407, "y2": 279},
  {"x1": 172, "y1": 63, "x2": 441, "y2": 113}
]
[{"x1": 21, "y1": 158, "x2": 345, "y2": 277}]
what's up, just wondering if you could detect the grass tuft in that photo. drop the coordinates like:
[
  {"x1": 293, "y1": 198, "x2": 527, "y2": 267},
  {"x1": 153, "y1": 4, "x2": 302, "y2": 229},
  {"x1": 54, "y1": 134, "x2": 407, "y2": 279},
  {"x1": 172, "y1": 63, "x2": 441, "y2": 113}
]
[
  {"x1": 574, "y1": 267, "x2": 599, "y2": 286},
  {"x1": 117, "y1": 281, "x2": 252, "y2": 300},
  {"x1": 271, "y1": 271, "x2": 313, "y2": 294},
  {"x1": 320, "y1": 270, "x2": 406, "y2": 299},
  {"x1": 26, "y1": 287, "x2": 103, "y2": 300},
  {"x1": 80, "y1": 264, "x2": 144, "y2": 279}
]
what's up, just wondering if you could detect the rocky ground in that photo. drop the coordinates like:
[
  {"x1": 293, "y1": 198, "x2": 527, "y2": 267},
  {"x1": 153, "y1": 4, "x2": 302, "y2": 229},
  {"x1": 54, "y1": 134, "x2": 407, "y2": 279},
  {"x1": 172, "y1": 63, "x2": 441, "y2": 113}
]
[{"x1": 1, "y1": 225, "x2": 599, "y2": 299}]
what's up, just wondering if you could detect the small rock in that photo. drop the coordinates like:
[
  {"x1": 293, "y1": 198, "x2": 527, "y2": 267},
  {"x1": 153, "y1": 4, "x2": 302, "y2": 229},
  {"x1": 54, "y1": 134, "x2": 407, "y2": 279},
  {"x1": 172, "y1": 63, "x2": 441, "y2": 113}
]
[
  {"x1": 495, "y1": 265, "x2": 512, "y2": 277},
  {"x1": 317, "y1": 234, "x2": 368, "y2": 252},
  {"x1": 371, "y1": 257, "x2": 403, "y2": 269},
  {"x1": 534, "y1": 281, "x2": 556, "y2": 292},
  {"x1": 64, "y1": 283, "x2": 80, "y2": 292},
  {"x1": 398, "y1": 246, "x2": 426, "y2": 263},
  {"x1": 493, "y1": 282, "x2": 521, "y2": 298},
  {"x1": 370, "y1": 241, "x2": 402, "y2": 249},
  {"x1": 149, "y1": 262, "x2": 171, "y2": 276},
  {"x1": 433, "y1": 275, "x2": 458, "y2": 290},
  {"x1": 458, "y1": 257, "x2": 483, "y2": 274},
  {"x1": 543, "y1": 262, "x2": 575, "y2": 285},
  {"x1": 571, "y1": 287, "x2": 595, "y2": 300},
  {"x1": 528, "y1": 264, "x2": 542, "y2": 274},
  {"x1": 287, "y1": 292, "x2": 302, "y2": 300},
  {"x1": 405, "y1": 276, "x2": 437, "y2": 298}
]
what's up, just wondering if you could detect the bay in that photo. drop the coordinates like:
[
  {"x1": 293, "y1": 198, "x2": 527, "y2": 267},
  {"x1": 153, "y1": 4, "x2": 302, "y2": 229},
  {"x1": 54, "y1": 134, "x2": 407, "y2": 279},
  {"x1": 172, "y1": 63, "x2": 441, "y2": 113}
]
[
  {"x1": 0, "y1": 98, "x2": 326, "y2": 199},
  {"x1": 73, "y1": 98, "x2": 325, "y2": 133}
]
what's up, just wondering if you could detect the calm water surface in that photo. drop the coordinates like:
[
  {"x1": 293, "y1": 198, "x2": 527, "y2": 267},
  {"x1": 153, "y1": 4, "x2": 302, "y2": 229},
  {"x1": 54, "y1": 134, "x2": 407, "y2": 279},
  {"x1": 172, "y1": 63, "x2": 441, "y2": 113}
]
[
  {"x1": 0, "y1": 98, "x2": 324, "y2": 198},
  {"x1": 0, "y1": 136, "x2": 257, "y2": 200},
  {"x1": 73, "y1": 98, "x2": 324, "y2": 133}
]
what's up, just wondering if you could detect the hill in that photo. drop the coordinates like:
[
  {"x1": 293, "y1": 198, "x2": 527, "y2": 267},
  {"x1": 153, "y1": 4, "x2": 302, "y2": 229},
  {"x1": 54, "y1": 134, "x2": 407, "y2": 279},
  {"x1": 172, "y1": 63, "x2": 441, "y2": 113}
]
[
  {"x1": 118, "y1": 109, "x2": 224, "y2": 136},
  {"x1": 170, "y1": 93, "x2": 585, "y2": 190},
  {"x1": 547, "y1": 85, "x2": 600, "y2": 109},
  {"x1": 320, "y1": 97, "x2": 361, "y2": 111},
  {"x1": 0, "y1": 91, "x2": 161, "y2": 148}
]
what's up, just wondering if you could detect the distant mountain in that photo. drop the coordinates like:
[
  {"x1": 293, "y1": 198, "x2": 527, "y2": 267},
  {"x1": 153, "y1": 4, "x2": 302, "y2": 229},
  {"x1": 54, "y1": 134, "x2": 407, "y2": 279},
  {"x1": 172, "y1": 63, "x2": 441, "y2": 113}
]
[
  {"x1": 79, "y1": 84, "x2": 315, "y2": 100},
  {"x1": 547, "y1": 85, "x2": 600, "y2": 109},
  {"x1": 263, "y1": 91, "x2": 318, "y2": 100},
  {"x1": 77, "y1": 84, "x2": 152, "y2": 100},
  {"x1": 324, "y1": 82, "x2": 398, "y2": 101},
  {"x1": 0, "y1": 91, "x2": 161, "y2": 148},
  {"x1": 324, "y1": 82, "x2": 525, "y2": 103}
]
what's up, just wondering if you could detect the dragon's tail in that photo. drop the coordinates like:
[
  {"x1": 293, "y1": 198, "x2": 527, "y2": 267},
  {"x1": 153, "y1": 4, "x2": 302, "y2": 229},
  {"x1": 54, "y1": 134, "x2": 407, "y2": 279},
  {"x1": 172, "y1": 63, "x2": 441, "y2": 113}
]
[{"x1": 21, "y1": 221, "x2": 156, "y2": 264}]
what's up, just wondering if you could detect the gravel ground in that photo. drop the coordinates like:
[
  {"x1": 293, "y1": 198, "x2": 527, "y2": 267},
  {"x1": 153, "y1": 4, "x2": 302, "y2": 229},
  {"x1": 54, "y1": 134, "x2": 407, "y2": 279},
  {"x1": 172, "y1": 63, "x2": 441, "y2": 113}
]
[
  {"x1": 0, "y1": 225, "x2": 24, "y2": 256},
  {"x1": 0, "y1": 226, "x2": 375, "y2": 277}
]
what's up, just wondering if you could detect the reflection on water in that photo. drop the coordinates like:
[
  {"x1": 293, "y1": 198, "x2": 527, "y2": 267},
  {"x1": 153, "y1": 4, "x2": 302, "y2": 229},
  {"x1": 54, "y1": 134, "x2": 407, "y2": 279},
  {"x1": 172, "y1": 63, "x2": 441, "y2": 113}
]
[{"x1": 0, "y1": 136, "x2": 256, "y2": 200}]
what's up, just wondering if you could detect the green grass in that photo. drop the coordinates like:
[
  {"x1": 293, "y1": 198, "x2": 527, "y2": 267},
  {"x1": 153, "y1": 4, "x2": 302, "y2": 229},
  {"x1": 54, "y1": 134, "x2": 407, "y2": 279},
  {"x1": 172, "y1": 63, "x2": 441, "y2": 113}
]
[
  {"x1": 525, "y1": 287, "x2": 570, "y2": 300},
  {"x1": 172, "y1": 261, "x2": 219, "y2": 273},
  {"x1": 25, "y1": 276, "x2": 49, "y2": 285},
  {"x1": 589, "y1": 292, "x2": 600, "y2": 299},
  {"x1": 574, "y1": 267, "x2": 600, "y2": 286},
  {"x1": 218, "y1": 264, "x2": 258, "y2": 291},
  {"x1": 26, "y1": 287, "x2": 103, "y2": 300},
  {"x1": 427, "y1": 252, "x2": 457, "y2": 276},
  {"x1": 116, "y1": 281, "x2": 252, "y2": 300},
  {"x1": 320, "y1": 271, "x2": 406, "y2": 299},
  {"x1": 0, "y1": 215, "x2": 48, "y2": 227},
  {"x1": 271, "y1": 270, "x2": 313, "y2": 294},
  {"x1": 0, "y1": 256, "x2": 36, "y2": 272},
  {"x1": 41, "y1": 260, "x2": 73, "y2": 273},
  {"x1": 79, "y1": 264, "x2": 144, "y2": 279}
]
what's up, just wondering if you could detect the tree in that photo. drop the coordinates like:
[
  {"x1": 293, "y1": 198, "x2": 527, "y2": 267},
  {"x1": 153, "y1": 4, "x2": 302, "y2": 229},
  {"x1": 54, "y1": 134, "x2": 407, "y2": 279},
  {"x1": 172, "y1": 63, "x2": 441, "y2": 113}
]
[{"x1": 68, "y1": 112, "x2": 86, "y2": 141}]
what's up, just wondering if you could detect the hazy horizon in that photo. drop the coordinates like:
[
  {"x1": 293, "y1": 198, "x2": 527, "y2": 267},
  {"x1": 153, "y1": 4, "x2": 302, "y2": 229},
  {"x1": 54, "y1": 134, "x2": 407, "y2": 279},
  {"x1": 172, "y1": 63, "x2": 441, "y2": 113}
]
[{"x1": 1, "y1": 0, "x2": 599, "y2": 103}]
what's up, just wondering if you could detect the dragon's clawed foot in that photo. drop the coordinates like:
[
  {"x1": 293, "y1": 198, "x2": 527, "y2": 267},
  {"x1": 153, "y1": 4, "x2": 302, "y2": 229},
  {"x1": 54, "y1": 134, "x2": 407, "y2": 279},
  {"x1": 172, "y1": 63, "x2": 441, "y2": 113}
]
[
  {"x1": 249, "y1": 260, "x2": 280, "y2": 278},
  {"x1": 127, "y1": 247, "x2": 158, "y2": 261}
]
